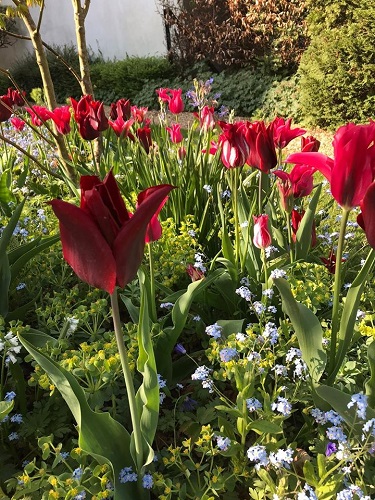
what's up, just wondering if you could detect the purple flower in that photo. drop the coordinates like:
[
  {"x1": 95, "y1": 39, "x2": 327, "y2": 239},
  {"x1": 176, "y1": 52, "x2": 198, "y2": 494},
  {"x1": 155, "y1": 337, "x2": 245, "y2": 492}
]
[
  {"x1": 174, "y1": 343, "x2": 187, "y2": 355},
  {"x1": 325, "y1": 442, "x2": 337, "y2": 456}
]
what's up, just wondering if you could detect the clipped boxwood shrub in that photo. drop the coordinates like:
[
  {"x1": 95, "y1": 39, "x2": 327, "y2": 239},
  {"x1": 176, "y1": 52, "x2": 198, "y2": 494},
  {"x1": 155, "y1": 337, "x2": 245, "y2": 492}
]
[{"x1": 298, "y1": 5, "x2": 375, "y2": 128}]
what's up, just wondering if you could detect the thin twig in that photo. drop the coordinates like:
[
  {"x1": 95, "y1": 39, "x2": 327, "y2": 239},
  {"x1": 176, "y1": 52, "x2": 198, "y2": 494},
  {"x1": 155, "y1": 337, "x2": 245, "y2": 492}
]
[{"x1": 0, "y1": 132, "x2": 64, "y2": 181}]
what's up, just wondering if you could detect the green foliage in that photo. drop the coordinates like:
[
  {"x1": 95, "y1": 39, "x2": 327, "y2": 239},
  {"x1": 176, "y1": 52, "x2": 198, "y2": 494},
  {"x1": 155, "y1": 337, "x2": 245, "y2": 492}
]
[
  {"x1": 299, "y1": 2, "x2": 375, "y2": 128},
  {"x1": 0, "y1": 44, "x2": 83, "y2": 101},
  {"x1": 91, "y1": 56, "x2": 176, "y2": 104},
  {"x1": 254, "y1": 75, "x2": 302, "y2": 122}
]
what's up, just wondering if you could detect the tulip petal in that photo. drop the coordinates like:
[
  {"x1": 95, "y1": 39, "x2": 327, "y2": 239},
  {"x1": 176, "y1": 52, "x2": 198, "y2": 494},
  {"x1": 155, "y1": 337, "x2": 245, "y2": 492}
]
[
  {"x1": 358, "y1": 182, "x2": 375, "y2": 249},
  {"x1": 286, "y1": 152, "x2": 333, "y2": 183},
  {"x1": 50, "y1": 200, "x2": 116, "y2": 293},
  {"x1": 114, "y1": 184, "x2": 175, "y2": 288},
  {"x1": 137, "y1": 186, "x2": 169, "y2": 243}
]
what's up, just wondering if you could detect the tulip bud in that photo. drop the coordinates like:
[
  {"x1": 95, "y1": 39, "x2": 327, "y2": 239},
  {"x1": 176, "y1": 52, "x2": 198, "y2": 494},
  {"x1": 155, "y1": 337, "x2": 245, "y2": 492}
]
[{"x1": 253, "y1": 214, "x2": 272, "y2": 249}]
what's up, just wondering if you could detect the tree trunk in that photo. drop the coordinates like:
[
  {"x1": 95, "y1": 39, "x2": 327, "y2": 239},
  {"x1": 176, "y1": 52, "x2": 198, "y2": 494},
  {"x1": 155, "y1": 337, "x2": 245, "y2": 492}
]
[
  {"x1": 19, "y1": 8, "x2": 76, "y2": 183},
  {"x1": 72, "y1": 0, "x2": 103, "y2": 164}
]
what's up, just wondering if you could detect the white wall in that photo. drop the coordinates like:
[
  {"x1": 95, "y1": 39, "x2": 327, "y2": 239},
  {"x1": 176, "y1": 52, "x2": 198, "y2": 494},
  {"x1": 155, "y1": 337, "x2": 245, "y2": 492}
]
[{"x1": 0, "y1": 0, "x2": 167, "y2": 69}]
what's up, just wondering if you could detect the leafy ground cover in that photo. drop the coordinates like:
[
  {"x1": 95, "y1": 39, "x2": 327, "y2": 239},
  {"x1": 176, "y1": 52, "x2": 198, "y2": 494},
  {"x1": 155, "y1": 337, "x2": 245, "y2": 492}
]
[{"x1": 0, "y1": 79, "x2": 374, "y2": 500}]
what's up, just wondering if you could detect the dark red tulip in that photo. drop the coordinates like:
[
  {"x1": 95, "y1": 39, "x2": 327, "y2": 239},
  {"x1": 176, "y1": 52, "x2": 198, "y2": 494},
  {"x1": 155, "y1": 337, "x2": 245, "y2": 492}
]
[
  {"x1": 50, "y1": 171, "x2": 174, "y2": 294},
  {"x1": 0, "y1": 96, "x2": 13, "y2": 122},
  {"x1": 110, "y1": 98, "x2": 131, "y2": 121},
  {"x1": 218, "y1": 121, "x2": 250, "y2": 169},
  {"x1": 6, "y1": 88, "x2": 26, "y2": 107},
  {"x1": 301, "y1": 135, "x2": 320, "y2": 152},
  {"x1": 136, "y1": 126, "x2": 152, "y2": 153},
  {"x1": 320, "y1": 249, "x2": 345, "y2": 274},
  {"x1": 186, "y1": 264, "x2": 205, "y2": 282},
  {"x1": 286, "y1": 122, "x2": 375, "y2": 210},
  {"x1": 271, "y1": 117, "x2": 306, "y2": 149},
  {"x1": 357, "y1": 181, "x2": 375, "y2": 249},
  {"x1": 71, "y1": 95, "x2": 108, "y2": 140},
  {"x1": 136, "y1": 186, "x2": 169, "y2": 243},
  {"x1": 291, "y1": 209, "x2": 317, "y2": 247},
  {"x1": 246, "y1": 120, "x2": 277, "y2": 173}
]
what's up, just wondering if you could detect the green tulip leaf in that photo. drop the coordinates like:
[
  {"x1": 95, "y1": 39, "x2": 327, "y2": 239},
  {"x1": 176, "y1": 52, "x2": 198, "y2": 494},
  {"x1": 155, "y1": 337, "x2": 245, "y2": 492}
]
[
  {"x1": 365, "y1": 341, "x2": 375, "y2": 409},
  {"x1": 273, "y1": 277, "x2": 326, "y2": 384},
  {"x1": 247, "y1": 420, "x2": 283, "y2": 435},
  {"x1": 135, "y1": 269, "x2": 159, "y2": 468},
  {"x1": 18, "y1": 330, "x2": 144, "y2": 500},
  {"x1": 316, "y1": 385, "x2": 375, "y2": 438},
  {"x1": 328, "y1": 249, "x2": 375, "y2": 382},
  {"x1": 155, "y1": 269, "x2": 224, "y2": 379},
  {"x1": 0, "y1": 400, "x2": 14, "y2": 421},
  {"x1": 295, "y1": 183, "x2": 321, "y2": 260},
  {"x1": 9, "y1": 234, "x2": 60, "y2": 282}
]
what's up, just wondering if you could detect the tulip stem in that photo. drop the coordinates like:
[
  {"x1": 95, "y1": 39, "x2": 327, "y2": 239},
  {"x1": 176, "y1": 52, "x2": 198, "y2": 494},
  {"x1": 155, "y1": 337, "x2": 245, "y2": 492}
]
[
  {"x1": 90, "y1": 140, "x2": 99, "y2": 176},
  {"x1": 110, "y1": 288, "x2": 144, "y2": 472},
  {"x1": 231, "y1": 168, "x2": 240, "y2": 269},
  {"x1": 148, "y1": 244, "x2": 157, "y2": 323},
  {"x1": 328, "y1": 208, "x2": 350, "y2": 375},
  {"x1": 261, "y1": 248, "x2": 268, "y2": 299},
  {"x1": 286, "y1": 211, "x2": 294, "y2": 263}
]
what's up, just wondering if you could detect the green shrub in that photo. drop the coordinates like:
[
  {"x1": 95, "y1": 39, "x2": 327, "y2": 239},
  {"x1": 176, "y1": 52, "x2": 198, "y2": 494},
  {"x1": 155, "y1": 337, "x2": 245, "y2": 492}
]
[
  {"x1": 253, "y1": 74, "x2": 302, "y2": 122},
  {"x1": 0, "y1": 44, "x2": 82, "y2": 101},
  {"x1": 298, "y1": 2, "x2": 375, "y2": 128},
  {"x1": 91, "y1": 56, "x2": 177, "y2": 103}
]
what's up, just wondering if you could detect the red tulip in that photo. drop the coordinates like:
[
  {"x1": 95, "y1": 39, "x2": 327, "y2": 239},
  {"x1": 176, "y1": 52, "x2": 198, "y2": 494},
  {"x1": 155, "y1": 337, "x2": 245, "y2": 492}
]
[
  {"x1": 25, "y1": 105, "x2": 51, "y2": 126},
  {"x1": 320, "y1": 249, "x2": 345, "y2": 274},
  {"x1": 301, "y1": 135, "x2": 320, "y2": 152},
  {"x1": 166, "y1": 123, "x2": 183, "y2": 144},
  {"x1": 131, "y1": 105, "x2": 148, "y2": 123},
  {"x1": 253, "y1": 214, "x2": 272, "y2": 249},
  {"x1": 6, "y1": 88, "x2": 25, "y2": 107},
  {"x1": 136, "y1": 186, "x2": 169, "y2": 243},
  {"x1": 218, "y1": 121, "x2": 250, "y2": 169},
  {"x1": 186, "y1": 264, "x2": 205, "y2": 282},
  {"x1": 286, "y1": 122, "x2": 375, "y2": 210},
  {"x1": 47, "y1": 105, "x2": 72, "y2": 135},
  {"x1": 271, "y1": 117, "x2": 306, "y2": 149},
  {"x1": 156, "y1": 88, "x2": 184, "y2": 114},
  {"x1": 168, "y1": 89, "x2": 184, "y2": 114},
  {"x1": 50, "y1": 171, "x2": 174, "y2": 294},
  {"x1": 136, "y1": 126, "x2": 152, "y2": 153},
  {"x1": 110, "y1": 98, "x2": 131, "y2": 121},
  {"x1": 357, "y1": 181, "x2": 375, "y2": 249},
  {"x1": 275, "y1": 164, "x2": 315, "y2": 212},
  {"x1": 71, "y1": 95, "x2": 108, "y2": 140},
  {"x1": 178, "y1": 146, "x2": 186, "y2": 160},
  {"x1": 202, "y1": 140, "x2": 219, "y2": 155},
  {"x1": 156, "y1": 88, "x2": 171, "y2": 103},
  {"x1": 246, "y1": 120, "x2": 277, "y2": 173},
  {"x1": 109, "y1": 116, "x2": 135, "y2": 140},
  {"x1": 198, "y1": 105, "x2": 215, "y2": 132},
  {"x1": 0, "y1": 96, "x2": 13, "y2": 122},
  {"x1": 10, "y1": 116, "x2": 25, "y2": 131},
  {"x1": 291, "y1": 209, "x2": 317, "y2": 247}
]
